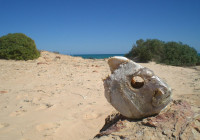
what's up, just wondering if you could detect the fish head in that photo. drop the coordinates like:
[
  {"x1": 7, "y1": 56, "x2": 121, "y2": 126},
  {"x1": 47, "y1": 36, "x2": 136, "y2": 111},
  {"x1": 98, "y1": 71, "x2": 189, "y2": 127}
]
[{"x1": 104, "y1": 56, "x2": 172, "y2": 119}]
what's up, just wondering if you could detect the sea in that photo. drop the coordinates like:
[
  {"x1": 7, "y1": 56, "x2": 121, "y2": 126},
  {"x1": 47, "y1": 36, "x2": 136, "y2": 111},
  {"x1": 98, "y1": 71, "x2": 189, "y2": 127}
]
[
  {"x1": 72, "y1": 54, "x2": 125, "y2": 59},
  {"x1": 66, "y1": 53, "x2": 200, "y2": 59}
]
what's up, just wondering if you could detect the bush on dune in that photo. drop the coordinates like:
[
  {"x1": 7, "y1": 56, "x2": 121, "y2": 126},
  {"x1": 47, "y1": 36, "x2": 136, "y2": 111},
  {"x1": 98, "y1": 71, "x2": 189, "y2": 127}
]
[
  {"x1": 125, "y1": 39, "x2": 165, "y2": 62},
  {"x1": 161, "y1": 42, "x2": 199, "y2": 66},
  {"x1": 0, "y1": 33, "x2": 40, "y2": 60},
  {"x1": 125, "y1": 39, "x2": 200, "y2": 66}
]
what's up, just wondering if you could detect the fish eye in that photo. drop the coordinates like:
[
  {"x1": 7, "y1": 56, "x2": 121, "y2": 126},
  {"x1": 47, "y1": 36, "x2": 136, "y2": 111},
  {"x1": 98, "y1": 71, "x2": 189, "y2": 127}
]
[{"x1": 131, "y1": 76, "x2": 144, "y2": 89}]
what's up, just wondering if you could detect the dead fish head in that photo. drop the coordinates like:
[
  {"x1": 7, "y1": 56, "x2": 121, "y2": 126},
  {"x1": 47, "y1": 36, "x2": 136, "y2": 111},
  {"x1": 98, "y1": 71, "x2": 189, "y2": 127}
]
[{"x1": 104, "y1": 56, "x2": 172, "y2": 119}]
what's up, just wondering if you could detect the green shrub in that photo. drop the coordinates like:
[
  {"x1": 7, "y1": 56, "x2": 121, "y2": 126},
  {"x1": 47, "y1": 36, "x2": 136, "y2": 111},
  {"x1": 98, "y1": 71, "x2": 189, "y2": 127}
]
[
  {"x1": 0, "y1": 33, "x2": 40, "y2": 60},
  {"x1": 52, "y1": 51, "x2": 60, "y2": 54},
  {"x1": 161, "y1": 42, "x2": 199, "y2": 66},
  {"x1": 125, "y1": 39, "x2": 199, "y2": 66},
  {"x1": 197, "y1": 55, "x2": 200, "y2": 65},
  {"x1": 125, "y1": 39, "x2": 164, "y2": 63}
]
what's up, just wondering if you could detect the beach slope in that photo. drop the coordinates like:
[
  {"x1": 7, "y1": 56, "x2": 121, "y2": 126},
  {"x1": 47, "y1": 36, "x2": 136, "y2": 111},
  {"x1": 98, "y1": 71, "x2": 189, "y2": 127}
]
[{"x1": 0, "y1": 51, "x2": 199, "y2": 140}]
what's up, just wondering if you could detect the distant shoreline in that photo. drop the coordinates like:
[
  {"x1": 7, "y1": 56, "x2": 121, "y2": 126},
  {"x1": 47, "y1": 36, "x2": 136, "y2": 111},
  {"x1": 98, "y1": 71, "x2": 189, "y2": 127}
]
[{"x1": 49, "y1": 50, "x2": 200, "y2": 60}]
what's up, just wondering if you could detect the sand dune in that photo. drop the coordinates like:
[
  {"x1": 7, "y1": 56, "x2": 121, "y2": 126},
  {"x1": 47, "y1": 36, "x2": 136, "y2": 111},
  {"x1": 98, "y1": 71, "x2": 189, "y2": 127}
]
[{"x1": 0, "y1": 51, "x2": 199, "y2": 140}]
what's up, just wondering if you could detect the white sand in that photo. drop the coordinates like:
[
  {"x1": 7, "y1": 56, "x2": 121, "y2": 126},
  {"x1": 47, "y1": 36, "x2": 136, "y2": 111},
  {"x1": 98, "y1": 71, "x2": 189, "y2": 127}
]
[{"x1": 0, "y1": 51, "x2": 199, "y2": 140}]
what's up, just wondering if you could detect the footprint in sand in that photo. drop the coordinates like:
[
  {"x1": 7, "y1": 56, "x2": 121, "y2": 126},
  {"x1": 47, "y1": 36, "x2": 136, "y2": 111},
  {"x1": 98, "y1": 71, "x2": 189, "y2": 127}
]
[
  {"x1": 10, "y1": 109, "x2": 27, "y2": 117},
  {"x1": 0, "y1": 123, "x2": 9, "y2": 128},
  {"x1": 35, "y1": 103, "x2": 54, "y2": 111},
  {"x1": 36, "y1": 122, "x2": 60, "y2": 136},
  {"x1": 83, "y1": 113, "x2": 101, "y2": 120}
]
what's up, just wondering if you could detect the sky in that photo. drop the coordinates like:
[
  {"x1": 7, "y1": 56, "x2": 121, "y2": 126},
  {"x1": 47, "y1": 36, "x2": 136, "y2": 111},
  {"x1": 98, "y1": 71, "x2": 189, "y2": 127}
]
[{"x1": 0, "y1": 0, "x2": 200, "y2": 54}]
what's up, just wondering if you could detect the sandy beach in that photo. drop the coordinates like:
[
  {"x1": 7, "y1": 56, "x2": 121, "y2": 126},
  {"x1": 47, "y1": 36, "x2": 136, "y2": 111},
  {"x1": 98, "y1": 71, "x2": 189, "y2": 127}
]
[{"x1": 0, "y1": 51, "x2": 200, "y2": 140}]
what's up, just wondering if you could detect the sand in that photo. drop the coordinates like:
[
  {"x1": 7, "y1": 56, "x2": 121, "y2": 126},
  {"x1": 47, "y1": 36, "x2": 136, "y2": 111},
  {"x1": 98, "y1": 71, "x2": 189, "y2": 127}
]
[{"x1": 0, "y1": 51, "x2": 199, "y2": 140}]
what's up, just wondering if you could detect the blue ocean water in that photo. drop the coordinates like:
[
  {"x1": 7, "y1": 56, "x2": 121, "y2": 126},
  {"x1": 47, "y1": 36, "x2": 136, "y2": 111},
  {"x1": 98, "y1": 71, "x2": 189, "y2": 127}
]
[{"x1": 72, "y1": 54, "x2": 125, "y2": 59}]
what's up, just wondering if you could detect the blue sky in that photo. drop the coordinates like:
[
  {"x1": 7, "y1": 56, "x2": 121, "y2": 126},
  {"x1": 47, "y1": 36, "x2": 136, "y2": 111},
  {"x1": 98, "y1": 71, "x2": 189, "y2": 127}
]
[{"x1": 0, "y1": 0, "x2": 200, "y2": 54}]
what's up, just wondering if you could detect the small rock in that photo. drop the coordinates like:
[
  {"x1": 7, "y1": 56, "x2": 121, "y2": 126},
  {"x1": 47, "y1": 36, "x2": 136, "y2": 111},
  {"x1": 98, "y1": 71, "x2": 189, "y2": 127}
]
[
  {"x1": 55, "y1": 56, "x2": 61, "y2": 59},
  {"x1": 0, "y1": 91, "x2": 8, "y2": 94},
  {"x1": 37, "y1": 62, "x2": 48, "y2": 65}
]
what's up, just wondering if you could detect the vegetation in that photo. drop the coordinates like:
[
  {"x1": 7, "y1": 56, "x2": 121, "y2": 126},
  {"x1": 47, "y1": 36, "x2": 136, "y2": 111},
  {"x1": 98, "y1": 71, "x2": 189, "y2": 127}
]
[
  {"x1": 52, "y1": 51, "x2": 60, "y2": 54},
  {"x1": 125, "y1": 39, "x2": 200, "y2": 66},
  {"x1": 0, "y1": 33, "x2": 40, "y2": 60}
]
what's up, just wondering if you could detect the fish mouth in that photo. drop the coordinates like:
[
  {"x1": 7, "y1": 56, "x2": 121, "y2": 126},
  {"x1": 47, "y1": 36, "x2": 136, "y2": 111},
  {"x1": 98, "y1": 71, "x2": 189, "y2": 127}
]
[{"x1": 152, "y1": 89, "x2": 171, "y2": 107}]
